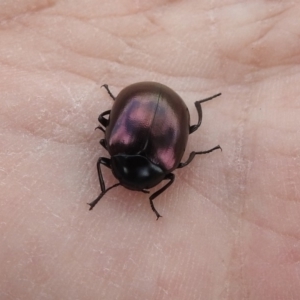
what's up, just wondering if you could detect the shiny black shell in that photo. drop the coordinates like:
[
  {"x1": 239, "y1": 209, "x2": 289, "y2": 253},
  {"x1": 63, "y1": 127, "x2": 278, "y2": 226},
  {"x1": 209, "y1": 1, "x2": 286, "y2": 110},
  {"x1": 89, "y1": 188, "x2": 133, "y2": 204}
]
[
  {"x1": 89, "y1": 81, "x2": 221, "y2": 218},
  {"x1": 105, "y1": 82, "x2": 190, "y2": 173}
]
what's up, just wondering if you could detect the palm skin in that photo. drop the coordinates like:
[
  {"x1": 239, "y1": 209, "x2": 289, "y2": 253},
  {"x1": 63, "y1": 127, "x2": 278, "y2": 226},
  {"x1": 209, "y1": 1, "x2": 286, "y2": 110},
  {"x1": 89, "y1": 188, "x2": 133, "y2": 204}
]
[{"x1": 0, "y1": 1, "x2": 299, "y2": 299}]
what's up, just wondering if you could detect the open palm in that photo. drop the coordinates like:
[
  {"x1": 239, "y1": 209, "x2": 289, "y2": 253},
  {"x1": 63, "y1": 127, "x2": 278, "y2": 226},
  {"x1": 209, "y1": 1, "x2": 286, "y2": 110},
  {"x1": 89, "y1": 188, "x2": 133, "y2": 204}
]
[{"x1": 1, "y1": 1, "x2": 299, "y2": 299}]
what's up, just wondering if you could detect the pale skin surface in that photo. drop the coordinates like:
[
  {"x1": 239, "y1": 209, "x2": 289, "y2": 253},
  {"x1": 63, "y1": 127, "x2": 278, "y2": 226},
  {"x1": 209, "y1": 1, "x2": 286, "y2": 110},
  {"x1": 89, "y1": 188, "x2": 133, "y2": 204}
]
[{"x1": 1, "y1": 1, "x2": 300, "y2": 299}]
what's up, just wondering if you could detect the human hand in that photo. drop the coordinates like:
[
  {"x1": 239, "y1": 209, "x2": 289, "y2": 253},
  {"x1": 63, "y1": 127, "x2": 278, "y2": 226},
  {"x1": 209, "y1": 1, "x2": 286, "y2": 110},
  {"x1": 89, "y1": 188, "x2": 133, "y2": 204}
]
[{"x1": 1, "y1": 1, "x2": 299, "y2": 299}]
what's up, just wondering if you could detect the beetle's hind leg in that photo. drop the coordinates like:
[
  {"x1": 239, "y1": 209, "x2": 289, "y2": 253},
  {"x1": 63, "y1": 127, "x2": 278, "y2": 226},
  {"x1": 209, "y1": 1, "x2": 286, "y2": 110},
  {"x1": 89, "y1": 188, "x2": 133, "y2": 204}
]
[
  {"x1": 189, "y1": 93, "x2": 221, "y2": 134},
  {"x1": 101, "y1": 84, "x2": 116, "y2": 100},
  {"x1": 149, "y1": 173, "x2": 175, "y2": 220},
  {"x1": 88, "y1": 157, "x2": 114, "y2": 210},
  {"x1": 177, "y1": 145, "x2": 222, "y2": 169}
]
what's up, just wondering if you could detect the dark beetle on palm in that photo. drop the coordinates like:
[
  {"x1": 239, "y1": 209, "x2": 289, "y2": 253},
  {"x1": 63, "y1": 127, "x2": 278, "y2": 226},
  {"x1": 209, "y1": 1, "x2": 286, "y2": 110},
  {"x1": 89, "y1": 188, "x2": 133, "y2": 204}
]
[{"x1": 88, "y1": 82, "x2": 221, "y2": 219}]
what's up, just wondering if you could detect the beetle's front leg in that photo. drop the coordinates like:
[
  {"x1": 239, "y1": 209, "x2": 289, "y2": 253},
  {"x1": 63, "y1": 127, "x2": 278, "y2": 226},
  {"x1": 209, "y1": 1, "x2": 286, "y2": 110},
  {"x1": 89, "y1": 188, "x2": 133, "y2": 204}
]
[
  {"x1": 88, "y1": 157, "x2": 112, "y2": 210},
  {"x1": 149, "y1": 173, "x2": 175, "y2": 220}
]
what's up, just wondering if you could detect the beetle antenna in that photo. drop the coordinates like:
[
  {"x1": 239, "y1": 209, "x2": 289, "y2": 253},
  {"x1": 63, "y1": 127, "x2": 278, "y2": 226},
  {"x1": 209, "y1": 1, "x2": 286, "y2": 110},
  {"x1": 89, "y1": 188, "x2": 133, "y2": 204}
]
[{"x1": 88, "y1": 183, "x2": 121, "y2": 210}]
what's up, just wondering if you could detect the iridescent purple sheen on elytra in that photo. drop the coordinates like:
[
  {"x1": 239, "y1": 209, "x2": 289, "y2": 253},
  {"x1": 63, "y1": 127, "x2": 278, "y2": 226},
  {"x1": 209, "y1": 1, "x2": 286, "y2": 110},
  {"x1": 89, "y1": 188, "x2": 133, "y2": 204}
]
[{"x1": 105, "y1": 82, "x2": 190, "y2": 171}]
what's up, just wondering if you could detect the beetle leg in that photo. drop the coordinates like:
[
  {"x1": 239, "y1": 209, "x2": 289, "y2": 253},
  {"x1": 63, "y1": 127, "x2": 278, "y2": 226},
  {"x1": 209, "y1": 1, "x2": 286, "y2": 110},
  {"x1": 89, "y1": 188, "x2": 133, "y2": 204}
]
[
  {"x1": 189, "y1": 93, "x2": 221, "y2": 134},
  {"x1": 95, "y1": 126, "x2": 105, "y2": 133},
  {"x1": 88, "y1": 183, "x2": 120, "y2": 211},
  {"x1": 99, "y1": 139, "x2": 107, "y2": 150},
  {"x1": 149, "y1": 173, "x2": 175, "y2": 220},
  {"x1": 88, "y1": 157, "x2": 114, "y2": 210},
  {"x1": 96, "y1": 157, "x2": 111, "y2": 192},
  {"x1": 101, "y1": 84, "x2": 116, "y2": 100},
  {"x1": 177, "y1": 145, "x2": 222, "y2": 169},
  {"x1": 98, "y1": 110, "x2": 111, "y2": 128}
]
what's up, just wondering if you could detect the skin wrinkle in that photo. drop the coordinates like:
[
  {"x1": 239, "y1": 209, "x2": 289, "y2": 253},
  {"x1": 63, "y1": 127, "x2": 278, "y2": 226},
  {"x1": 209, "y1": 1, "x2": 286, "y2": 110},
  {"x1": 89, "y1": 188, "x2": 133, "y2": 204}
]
[
  {"x1": 262, "y1": 4, "x2": 293, "y2": 22},
  {"x1": 46, "y1": 2, "x2": 164, "y2": 21},
  {"x1": 3, "y1": 115, "x2": 83, "y2": 145},
  {"x1": 250, "y1": 22, "x2": 276, "y2": 48},
  {"x1": 143, "y1": 12, "x2": 165, "y2": 33},
  {"x1": 0, "y1": 58, "x2": 24, "y2": 70},
  {"x1": 3, "y1": 124, "x2": 95, "y2": 150},
  {"x1": 15, "y1": 20, "x2": 115, "y2": 62},
  {"x1": 218, "y1": 7, "x2": 299, "y2": 72},
  {"x1": 220, "y1": 89, "x2": 252, "y2": 299},
  {"x1": 242, "y1": 213, "x2": 300, "y2": 243},
  {"x1": 86, "y1": 2, "x2": 168, "y2": 18},
  {"x1": 0, "y1": 56, "x2": 41, "y2": 74},
  {"x1": 0, "y1": 0, "x2": 57, "y2": 23},
  {"x1": 7, "y1": 22, "x2": 125, "y2": 76},
  {"x1": 0, "y1": 22, "x2": 216, "y2": 79},
  {"x1": 178, "y1": 163, "x2": 230, "y2": 221},
  {"x1": 216, "y1": 2, "x2": 294, "y2": 24},
  {"x1": 10, "y1": 15, "x2": 218, "y2": 81},
  {"x1": 89, "y1": 15, "x2": 162, "y2": 40}
]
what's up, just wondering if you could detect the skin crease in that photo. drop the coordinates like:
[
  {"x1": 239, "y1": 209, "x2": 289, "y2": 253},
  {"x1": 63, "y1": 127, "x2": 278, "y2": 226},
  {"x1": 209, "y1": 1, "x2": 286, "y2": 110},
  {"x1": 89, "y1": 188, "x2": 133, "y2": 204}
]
[{"x1": 0, "y1": 0, "x2": 300, "y2": 299}]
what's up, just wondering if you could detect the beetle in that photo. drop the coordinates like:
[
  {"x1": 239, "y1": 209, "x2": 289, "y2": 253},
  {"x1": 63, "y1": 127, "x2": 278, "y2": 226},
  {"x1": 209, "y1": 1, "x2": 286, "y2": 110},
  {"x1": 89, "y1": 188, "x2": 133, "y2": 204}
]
[{"x1": 88, "y1": 82, "x2": 221, "y2": 219}]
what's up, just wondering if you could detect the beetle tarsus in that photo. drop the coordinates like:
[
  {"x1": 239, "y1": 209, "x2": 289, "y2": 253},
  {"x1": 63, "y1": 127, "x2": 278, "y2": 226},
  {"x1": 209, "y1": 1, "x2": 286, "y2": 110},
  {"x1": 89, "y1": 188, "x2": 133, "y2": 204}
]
[
  {"x1": 150, "y1": 198, "x2": 162, "y2": 220},
  {"x1": 87, "y1": 193, "x2": 103, "y2": 210},
  {"x1": 88, "y1": 183, "x2": 121, "y2": 210},
  {"x1": 101, "y1": 84, "x2": 116, "y2": 100}
]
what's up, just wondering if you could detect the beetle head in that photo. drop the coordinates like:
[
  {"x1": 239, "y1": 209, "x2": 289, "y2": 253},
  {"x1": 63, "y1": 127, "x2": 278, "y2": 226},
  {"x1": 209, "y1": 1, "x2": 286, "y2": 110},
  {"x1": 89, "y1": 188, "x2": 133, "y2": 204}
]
[{"x1": 111, "y1": 154, "x2": 165, "y2": 190}]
